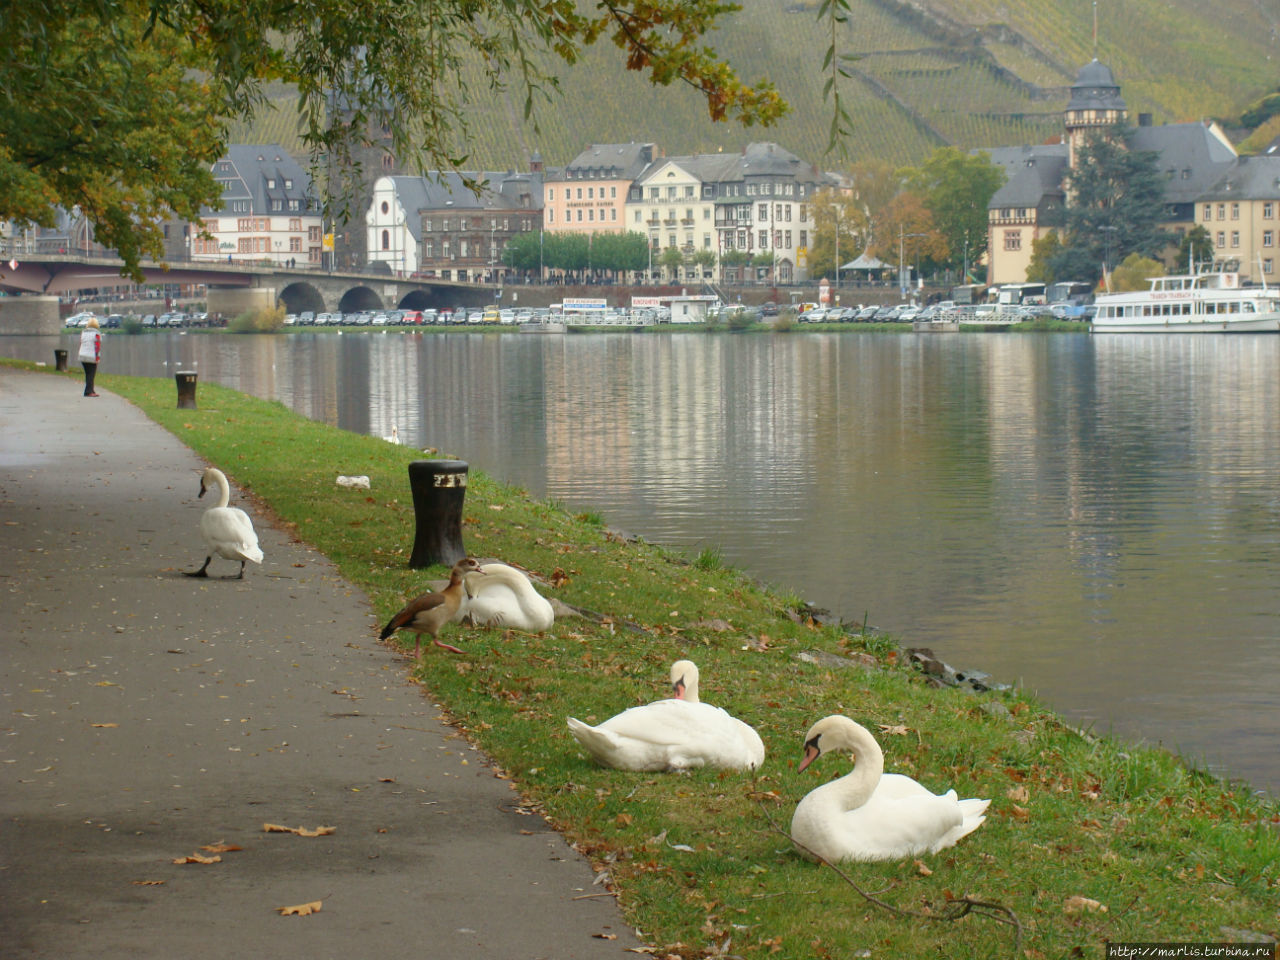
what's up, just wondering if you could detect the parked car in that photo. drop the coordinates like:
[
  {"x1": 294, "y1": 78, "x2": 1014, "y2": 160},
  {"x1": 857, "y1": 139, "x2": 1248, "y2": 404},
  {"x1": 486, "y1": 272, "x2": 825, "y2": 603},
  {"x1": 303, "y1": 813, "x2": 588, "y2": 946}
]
[
  {"x1": 800, "y1": 308, "x2": 827, "y2": 323},
  {"x1": 104, "y1": 314, "x2": 124, "y2": 329},
  {"x1": 855, "y1": 305, "x2": 880, "y2": 321}
]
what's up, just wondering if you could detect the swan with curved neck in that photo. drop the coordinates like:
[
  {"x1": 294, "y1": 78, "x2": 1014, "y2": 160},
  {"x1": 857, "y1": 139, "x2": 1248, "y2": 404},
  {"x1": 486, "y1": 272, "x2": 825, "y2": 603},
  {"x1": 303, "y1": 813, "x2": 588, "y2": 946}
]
[
  {"x1": 184, "y1": 467, "x2": 264, "y2": 580},
  {"x1": 461, "y1": 562, "x2": 554, "y2": 631},
  {"x1": 790, "y1": 715, "x2": 988, "y2": 862},
  {"x1": 567, "y1": 660, "x2": 764, "y2": 772}
]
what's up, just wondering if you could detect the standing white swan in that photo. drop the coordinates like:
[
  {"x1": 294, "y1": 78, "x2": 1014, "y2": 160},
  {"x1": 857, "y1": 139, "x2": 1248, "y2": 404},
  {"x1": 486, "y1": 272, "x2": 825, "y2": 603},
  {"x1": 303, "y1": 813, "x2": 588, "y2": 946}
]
[
  {"x1": 460, "y1": 562, "x2": 554, "y2": 631},
  {"x1": 184, "y1": 467, "x2": 264, "y2": 580},
  {"x1": 567, "y1": 660, "x2": 765, "y2": 772},
  {"x1": 790, "y1": 715, "x2": 989, "y2": 862}
]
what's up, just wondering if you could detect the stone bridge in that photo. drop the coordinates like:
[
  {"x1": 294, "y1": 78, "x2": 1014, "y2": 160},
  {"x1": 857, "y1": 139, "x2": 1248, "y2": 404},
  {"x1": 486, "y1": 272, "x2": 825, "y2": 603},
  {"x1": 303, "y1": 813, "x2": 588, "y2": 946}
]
[{"x1": 0, "y1": 253, "x2": 498, "y2": 333}]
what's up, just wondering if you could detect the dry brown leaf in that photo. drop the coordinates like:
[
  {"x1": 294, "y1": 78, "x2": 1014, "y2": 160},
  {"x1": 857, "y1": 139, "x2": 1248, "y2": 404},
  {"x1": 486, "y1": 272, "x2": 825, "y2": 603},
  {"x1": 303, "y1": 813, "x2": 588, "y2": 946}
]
[
  {"x1": 614, "y1": 813, "x2": 634, "y2": 827},
  {"x1": 201, "y1": 842, "x2": 242, "y2": 853},
  {"x1": 263, "y1": 823, "x2": 335, "y2": 837},
  {"x1": 878, "y1": 724, "x2": 910, "y2": 736},
  {"x1": 914, "y1": 859, "x2": 933, "y2": 877},
  {"x1": 1063, "y1": 895, "x2": 1107, "y2": 915},
  {"x1": 91, "y1": 723, "x2": 118, "y2": 728},
  {"x1": 131, "y1": 880, "x2": 166, "y2": 886},
  {"x1": 592, "y1": 933, "x2": 618, "y2": 940},
  {"x1": 277, "y1": 900, "x2": 323, "y2": 916},
  {"x1": 1006, "y1": 785, "x2": 1030, "y2": 803},
  {"x1": 172, "y1": 853, "x2": 221, "y2": 865},
  {"x1": 1009, "y1": 803, "x2": 1030, "y2": 820}
]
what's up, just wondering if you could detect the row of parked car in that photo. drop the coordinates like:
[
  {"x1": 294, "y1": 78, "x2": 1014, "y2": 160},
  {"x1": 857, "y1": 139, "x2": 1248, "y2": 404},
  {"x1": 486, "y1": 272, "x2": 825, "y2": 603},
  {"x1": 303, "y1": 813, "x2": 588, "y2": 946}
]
[
  {"x1": 799, "y1": 304, "x2": 930, "y2": 323},
  {"x1": 285, "y1": 306, "x2": 566, "y2": 326},
  {"x1": 63, "y1": 311, "x2": 218, "y2": 329}
]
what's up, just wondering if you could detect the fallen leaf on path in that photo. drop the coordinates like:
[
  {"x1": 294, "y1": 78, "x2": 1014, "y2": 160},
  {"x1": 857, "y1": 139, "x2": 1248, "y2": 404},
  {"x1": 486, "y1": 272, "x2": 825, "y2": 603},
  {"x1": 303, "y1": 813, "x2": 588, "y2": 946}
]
[
  {"x1": 263, "y1": 823, "x2": 336, "y2": 837},
  {"x1": 131, "y1": 880, "x2": 166, "y2": 886},
  {"x1": 277, "y1": 900, "x2": 322, "y2": 916},
  {"x1": 172, "y1": 853, "x2": 221, "y2": 865},
  {"x1": 592, "y1": 933, "x2": 617, "y2": 940},
  {"x1": 91, "y1": 723, "x2": 118, "y2": 728},
  {"x1": 201, "y1": 842, "x2": 242, "y2": 853}
]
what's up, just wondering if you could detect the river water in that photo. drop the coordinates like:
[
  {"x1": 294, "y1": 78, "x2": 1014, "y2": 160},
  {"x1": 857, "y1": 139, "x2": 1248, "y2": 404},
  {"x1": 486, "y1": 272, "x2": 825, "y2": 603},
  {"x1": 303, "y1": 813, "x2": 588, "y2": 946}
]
[{"x1": 11, "y1": 329, "x2": 1280, "y2": 793}]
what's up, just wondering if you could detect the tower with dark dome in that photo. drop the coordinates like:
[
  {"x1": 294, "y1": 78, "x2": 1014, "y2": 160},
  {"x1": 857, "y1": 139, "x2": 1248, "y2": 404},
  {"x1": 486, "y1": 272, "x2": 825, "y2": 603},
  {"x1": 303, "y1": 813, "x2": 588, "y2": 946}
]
[{"x1": 1064, "y1": 59, "x2": 1127, "y2": 169}]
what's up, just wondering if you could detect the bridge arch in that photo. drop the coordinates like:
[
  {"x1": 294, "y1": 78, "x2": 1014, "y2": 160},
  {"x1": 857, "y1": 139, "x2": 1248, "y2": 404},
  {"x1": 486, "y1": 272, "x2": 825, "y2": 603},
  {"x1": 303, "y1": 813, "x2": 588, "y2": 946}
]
[
  {"x1": 337, "y1": 285, "x2": 384, "y2": 313},
  {"x1": 277, "y1": 281, "x2": 326, "y2": 316}
]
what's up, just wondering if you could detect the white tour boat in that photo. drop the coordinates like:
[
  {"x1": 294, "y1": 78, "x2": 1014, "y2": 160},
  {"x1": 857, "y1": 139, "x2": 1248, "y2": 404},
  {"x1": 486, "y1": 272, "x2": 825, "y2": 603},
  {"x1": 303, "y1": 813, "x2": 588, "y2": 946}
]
[{"x1": 1092, "y1": 260, "x2": 1280, "y2": 333}]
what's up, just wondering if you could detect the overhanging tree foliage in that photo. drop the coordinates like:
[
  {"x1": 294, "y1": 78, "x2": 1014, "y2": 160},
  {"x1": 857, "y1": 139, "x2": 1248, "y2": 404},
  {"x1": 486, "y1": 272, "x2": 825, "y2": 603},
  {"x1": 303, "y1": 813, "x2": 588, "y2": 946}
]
[
  {"x1": 1049, "y1": 122, "x2": 1170, "y2": 285},
  {"x1": 1, "y1": 0, "x2": 787, "y2": 279}
]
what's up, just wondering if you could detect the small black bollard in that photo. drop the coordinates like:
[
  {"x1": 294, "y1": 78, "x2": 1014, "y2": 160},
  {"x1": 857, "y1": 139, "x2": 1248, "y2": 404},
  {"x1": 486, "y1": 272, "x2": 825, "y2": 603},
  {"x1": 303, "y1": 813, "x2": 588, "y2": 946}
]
[
  {"x1": 407, "y1": 459, "x2": 468, "y2": 569},
  {"x1": 54, "y1": 349, "x2": 68, "y2": 372},
  {"x1": 175, "y1": 371, "x2": 198, "y2": 409}
]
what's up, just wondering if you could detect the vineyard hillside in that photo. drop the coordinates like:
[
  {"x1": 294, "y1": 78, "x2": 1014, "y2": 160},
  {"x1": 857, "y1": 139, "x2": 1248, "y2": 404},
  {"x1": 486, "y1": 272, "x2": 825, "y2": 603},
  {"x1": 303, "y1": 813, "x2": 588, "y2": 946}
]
[{"x1": 231, "y1": 0, "x2": 1280, "y2": 171}]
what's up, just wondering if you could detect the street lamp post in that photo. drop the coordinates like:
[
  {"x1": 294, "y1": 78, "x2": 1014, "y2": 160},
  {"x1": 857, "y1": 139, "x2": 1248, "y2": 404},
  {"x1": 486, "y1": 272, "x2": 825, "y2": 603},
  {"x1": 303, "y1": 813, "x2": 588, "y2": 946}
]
[
  {"x1": 898, "y1": 225, "x2": 927, "y2": 300},
  {"x1": 1100, "y1": 225, "x2": 1118, "y2": 286},
  {"x1": 831, "y1": 204, "x2": 843, "y2": 290}
]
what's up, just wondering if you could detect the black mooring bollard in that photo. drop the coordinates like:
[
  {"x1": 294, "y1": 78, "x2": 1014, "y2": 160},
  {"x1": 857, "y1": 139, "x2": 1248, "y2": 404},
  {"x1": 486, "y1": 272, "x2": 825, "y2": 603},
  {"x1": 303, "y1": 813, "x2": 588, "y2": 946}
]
[
  {"x1": 175, "y1": 371, "x2": 198, "y2": 409},
  {"x1": 54, "y1": 349, "x2": 68, "y2": 372},
  {"x1": 407, "y1": 459, "x2": 469, "y2": 569}
]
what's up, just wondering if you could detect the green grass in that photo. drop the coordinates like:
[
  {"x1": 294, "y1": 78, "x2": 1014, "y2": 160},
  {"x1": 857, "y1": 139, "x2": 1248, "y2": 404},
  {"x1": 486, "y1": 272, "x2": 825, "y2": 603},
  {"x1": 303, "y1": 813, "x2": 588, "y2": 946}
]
[{"x1": 14, "y1": 358, "x2": 1278, "y2": 958}]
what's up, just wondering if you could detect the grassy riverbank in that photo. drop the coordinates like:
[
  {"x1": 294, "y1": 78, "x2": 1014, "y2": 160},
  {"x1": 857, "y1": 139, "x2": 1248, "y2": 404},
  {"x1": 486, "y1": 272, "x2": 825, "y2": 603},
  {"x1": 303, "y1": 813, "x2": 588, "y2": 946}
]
[{"x1": 22, "y1": 360, "x2": 1280, "y2": 957}]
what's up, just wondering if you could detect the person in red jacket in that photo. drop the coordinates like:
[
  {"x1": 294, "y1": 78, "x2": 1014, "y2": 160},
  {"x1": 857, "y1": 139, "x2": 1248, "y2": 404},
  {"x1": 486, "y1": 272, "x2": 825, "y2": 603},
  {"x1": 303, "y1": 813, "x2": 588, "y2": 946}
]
[{"x1": 78, "y1": 317, "x2": 101, "y2": 397}]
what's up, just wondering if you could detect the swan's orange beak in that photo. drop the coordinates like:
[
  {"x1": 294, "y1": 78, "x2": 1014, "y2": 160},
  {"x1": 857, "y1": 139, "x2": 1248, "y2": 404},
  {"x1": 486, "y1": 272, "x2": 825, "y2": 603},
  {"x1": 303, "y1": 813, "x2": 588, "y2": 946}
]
[{"x1": 797, "y1": 743, "x2": 821, "y2": 773}]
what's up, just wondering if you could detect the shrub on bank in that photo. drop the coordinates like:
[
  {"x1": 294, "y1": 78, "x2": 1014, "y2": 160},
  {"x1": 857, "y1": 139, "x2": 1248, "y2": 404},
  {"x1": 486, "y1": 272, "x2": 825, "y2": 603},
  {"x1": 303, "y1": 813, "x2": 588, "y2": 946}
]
[{"x1": 228, "y1": 304, "x2": 286, "y2": 333}]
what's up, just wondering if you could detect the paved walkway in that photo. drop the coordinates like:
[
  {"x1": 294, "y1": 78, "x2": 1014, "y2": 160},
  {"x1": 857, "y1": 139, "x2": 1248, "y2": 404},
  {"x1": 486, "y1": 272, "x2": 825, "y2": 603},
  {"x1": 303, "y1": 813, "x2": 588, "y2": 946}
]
[{"x1": 0, "y1": 367, "x2": 641, "y2": 959}]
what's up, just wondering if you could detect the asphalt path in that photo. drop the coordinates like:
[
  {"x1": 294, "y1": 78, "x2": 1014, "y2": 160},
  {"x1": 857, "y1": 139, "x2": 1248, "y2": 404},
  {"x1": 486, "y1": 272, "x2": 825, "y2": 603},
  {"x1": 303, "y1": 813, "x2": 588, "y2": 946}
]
[{"x1": 0, "y1": 367, "x2": 641, "y2": 959}]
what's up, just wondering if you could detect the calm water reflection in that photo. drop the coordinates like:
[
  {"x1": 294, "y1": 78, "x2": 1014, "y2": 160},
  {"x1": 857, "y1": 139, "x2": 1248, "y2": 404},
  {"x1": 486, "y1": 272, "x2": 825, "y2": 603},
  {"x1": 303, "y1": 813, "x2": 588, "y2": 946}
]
[{"x1": 12, "y1": 329, "x2": 1280, "y2": 793}]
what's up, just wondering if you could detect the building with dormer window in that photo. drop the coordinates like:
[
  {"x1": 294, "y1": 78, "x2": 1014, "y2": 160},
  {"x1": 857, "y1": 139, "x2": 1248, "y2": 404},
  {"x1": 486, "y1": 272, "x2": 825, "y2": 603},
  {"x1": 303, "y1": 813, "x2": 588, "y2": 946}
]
[
  {"x1": 191, "y1": 145, "x2": 322, "y2": 266},
  {"x1": 985, "y1": 60, "x2": 1240, "y2": 285},
  {"x1": 544, "y1": 143, "x2": 656, "y2": 235}
]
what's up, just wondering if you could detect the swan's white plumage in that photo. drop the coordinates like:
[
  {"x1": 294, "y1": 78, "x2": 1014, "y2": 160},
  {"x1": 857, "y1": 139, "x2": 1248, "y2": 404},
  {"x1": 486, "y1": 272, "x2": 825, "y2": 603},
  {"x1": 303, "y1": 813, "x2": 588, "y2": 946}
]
[
  {"x1": 790, "y1": 715, "x2": 988, "y2": 863},
  {"x1": 194, "y1": 467, "x2": 263, "y2": 573},
  {"x1": 383, "y1": 425, "x2": 401, "y2": 444},
  {"x1": 460, "y1": 562, "x2": 554, "y2": 631},
  {"x1": 567, "y1": 660, "x2": 764, "y2": 772}
]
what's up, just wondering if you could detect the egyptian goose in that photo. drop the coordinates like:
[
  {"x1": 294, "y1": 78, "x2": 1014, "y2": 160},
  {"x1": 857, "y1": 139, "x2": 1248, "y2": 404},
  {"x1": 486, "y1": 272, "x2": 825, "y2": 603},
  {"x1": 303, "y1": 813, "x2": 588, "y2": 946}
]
[{"x1": 379, "y1": 558, "x2": 484, "y2": 656}]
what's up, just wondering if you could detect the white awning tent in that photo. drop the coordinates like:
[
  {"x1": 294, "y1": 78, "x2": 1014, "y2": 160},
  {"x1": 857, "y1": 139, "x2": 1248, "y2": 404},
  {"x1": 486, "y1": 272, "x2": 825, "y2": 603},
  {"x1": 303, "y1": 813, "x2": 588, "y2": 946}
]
[{"x1": 842, "y1": 252, "x2": 888, "y2": 271}]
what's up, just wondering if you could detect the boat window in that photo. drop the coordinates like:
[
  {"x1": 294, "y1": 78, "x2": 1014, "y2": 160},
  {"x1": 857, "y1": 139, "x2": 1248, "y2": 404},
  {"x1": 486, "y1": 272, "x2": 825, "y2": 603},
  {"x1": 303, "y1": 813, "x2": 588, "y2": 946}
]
[
  {"x1": 1244, "y1": 301, "x2": 1255, "y2": 313},
  {"x1": 1229, "y1": 302, "x2": 1239, "y2": 313}
]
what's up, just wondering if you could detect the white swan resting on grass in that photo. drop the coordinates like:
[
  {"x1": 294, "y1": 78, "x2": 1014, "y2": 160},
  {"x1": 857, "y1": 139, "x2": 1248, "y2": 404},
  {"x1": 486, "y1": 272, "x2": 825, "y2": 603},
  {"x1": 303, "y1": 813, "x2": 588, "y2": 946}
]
[
  {"x1": 789, "y1": 715, "x2": 989, "y2": 862},
  {"x1": 184, "y1": 467, "x2": 263, "y2": 580},
  {"x1": 566, "y1": 660, "x2": 765, "y2": 772},
  {"x1": 460, "y1": 562, "x2": 554, "y2": 631}
]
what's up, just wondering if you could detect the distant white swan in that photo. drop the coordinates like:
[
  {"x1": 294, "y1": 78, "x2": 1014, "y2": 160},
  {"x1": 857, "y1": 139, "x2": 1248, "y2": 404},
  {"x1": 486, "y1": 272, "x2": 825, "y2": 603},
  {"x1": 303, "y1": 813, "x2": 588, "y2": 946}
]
[
  {"x1": 567, "y1": 660, "x2": 765, "y2": 772},
  {"x1": 184, "y1": 467, "x2": 264, "y2": 580},
  {"x1": 460, "y1": 562, "x2": 554, "y2": 631},
  {"x1": 790, "y1": 715, "x2": 989, "y2": 862},
  {"x1": 382, "y1": 425, "x2": 401, "y2": 444}
]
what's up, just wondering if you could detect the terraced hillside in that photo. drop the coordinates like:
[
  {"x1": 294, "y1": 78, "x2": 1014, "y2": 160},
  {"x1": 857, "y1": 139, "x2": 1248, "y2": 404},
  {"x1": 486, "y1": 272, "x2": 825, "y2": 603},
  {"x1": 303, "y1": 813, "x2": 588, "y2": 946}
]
[{"x1": 230, "y1": 0, "x2": 1280, "y2": 170}]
